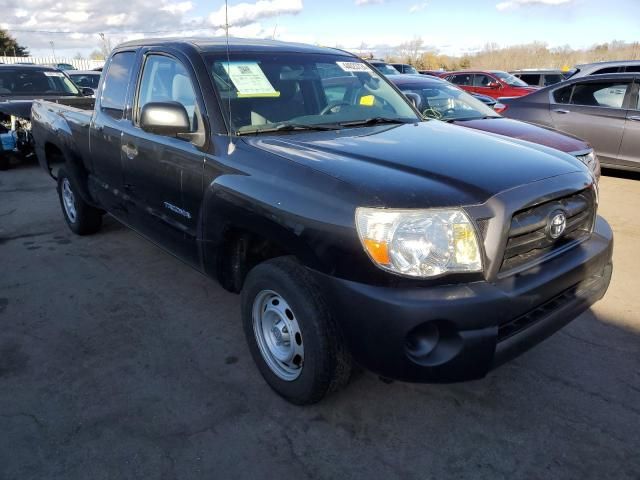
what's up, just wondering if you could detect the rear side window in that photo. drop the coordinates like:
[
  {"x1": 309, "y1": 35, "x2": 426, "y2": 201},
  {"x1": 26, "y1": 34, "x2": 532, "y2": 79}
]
[
  {"x1": 101, "y1": 51, "x2": 136, "y2": 118},
  {"x1": 519, "y1": 74, "x2": 540, "y2": 85},
  {"x1": 625, "y1": 65, "x2": 640, "y2": 73},
  {"x1": 571, "y1": 81, "x2": 630, "y2": 108},
  {"x1": 553, "y1": 85, "x2": 573, "y2": 104},
  {"x1": 592, "y1": 67, "x2": 620, "y2": 75},
  {"x1": 450, "y1": 74, "x2": 472, "y2": 86}
]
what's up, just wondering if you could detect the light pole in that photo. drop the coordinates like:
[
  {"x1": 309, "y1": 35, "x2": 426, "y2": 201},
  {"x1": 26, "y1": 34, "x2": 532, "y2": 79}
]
[{"x1": 49, "y1": 41, "x2": 56, "y2": 59}]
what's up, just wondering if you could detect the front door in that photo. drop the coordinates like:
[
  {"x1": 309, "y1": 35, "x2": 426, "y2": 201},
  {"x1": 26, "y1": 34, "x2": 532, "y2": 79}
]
[{"x1": 121, "y1": 51, "x2": 207, "y2": 267}]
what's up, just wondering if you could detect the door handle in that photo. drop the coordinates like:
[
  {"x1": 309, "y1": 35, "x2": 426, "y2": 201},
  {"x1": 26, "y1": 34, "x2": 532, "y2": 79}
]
[
  {"x1": 122, "y1": 143, "x2": 138, "y2": 160},
  {"x1": 629, "y1": 116, "x2": 640, "y2": 122},
  {"x1": 553, "y1": 109, "x2": 571, "y2": 114}
]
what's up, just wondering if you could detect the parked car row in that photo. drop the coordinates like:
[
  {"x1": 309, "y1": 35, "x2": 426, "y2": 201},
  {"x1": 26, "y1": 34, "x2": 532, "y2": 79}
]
[
  {"x1": 497, "y1": 73, "x2": 639, "y2": 170},
  {"x1": 366, "y1": 58, "x2": 638, "y2": 172}
]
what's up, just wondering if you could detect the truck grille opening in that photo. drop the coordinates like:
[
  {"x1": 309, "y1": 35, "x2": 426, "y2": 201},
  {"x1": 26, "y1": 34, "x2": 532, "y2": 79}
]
[{"x1": 500, "y1": 189, "x2": 596, "y2": 273}]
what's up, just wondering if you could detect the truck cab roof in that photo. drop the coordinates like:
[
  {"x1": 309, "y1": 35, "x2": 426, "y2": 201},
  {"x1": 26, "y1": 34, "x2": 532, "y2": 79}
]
[{"x1": 118, "y1": 37, "x2": 347, "y2": 56}]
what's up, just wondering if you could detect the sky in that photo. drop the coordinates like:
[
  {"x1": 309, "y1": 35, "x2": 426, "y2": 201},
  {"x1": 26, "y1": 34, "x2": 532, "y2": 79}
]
[{"x1": 1, "y1": 0, "x2": 639, "y2": 59}]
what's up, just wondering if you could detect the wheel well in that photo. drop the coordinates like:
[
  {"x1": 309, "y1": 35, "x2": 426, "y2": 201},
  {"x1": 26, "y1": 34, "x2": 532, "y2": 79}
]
[
  {"x1": 44, "y1": 143, "x2": 65, "y2": 178},
  {"x1": 217, "y1": 228, "x2": 291, "y2": 293}
]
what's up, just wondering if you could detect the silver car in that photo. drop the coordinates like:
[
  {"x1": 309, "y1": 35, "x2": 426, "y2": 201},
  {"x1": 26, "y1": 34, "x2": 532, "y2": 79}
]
[{"x1": 498, "y1": 73, "x2": 639, "y2": 171}]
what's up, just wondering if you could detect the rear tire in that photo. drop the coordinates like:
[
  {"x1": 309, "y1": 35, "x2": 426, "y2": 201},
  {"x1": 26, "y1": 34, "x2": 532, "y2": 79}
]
[
  {"x1": 57, "y1": 168, "x2": 102, "y2": 235},
  {"x1": 241, "y1": 257, "x2": 352, "y2": 405}
]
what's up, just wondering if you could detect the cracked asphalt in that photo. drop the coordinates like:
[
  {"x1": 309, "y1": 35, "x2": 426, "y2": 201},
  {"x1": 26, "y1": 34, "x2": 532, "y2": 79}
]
[{"x1": 1, "y1": 163, "x2": 639, "y2": 480}]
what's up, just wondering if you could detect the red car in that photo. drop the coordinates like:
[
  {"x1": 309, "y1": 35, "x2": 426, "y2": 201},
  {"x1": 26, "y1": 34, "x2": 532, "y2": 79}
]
[{"x1": 439, "y1": 70, "x2": 539, "y2": 99}]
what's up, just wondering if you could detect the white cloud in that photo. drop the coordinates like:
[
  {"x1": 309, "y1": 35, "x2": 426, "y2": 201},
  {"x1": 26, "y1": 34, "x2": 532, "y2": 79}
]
[
  {"x1": 496, "y1": 0, "x2": 573, "y2": 11},
  {"x1": 2, "y1": 0, "x2": 304, "y2": 56},
  {"x1": 208, "y1": 0, "x2": 303, "y2": 28},
  {"x1": 409, "y1": 2, "x2": 428, "y2": 13},
  {"x1": 355, "y1": 0, "x2": 384, "y2": 5},
  {"x1": 161, "y1": 1, "x2": 194, "y2": 14}
]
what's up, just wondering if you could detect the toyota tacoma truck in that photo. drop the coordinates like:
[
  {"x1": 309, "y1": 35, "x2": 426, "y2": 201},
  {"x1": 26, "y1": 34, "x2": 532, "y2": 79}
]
[{"x1": 31, "y1": 38, "x2": 613, "y2": 405}]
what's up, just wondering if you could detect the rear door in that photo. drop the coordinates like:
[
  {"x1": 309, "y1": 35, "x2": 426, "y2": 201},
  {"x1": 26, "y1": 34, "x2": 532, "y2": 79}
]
[
  {"x1": 448, "y1": 73, "x2": 474, "y2": 94},
  {"x1": 618, "y1": 77, "x2": 640, "y2": 168},
  {"x1": 121, "y1": 50, "x2": 207, "y2": 267},
  {"x1": 89, "y1": 50, "x2": 137, "y2": 213},
  {"x1": 550, "y1": 77, "x2": 633, "y2": 165}
]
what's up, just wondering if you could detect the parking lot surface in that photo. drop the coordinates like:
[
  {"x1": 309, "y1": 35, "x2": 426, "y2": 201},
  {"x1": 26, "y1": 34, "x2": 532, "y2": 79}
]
[{"x1": 1, "y1": 163, "x2": 639, "y2": 480}]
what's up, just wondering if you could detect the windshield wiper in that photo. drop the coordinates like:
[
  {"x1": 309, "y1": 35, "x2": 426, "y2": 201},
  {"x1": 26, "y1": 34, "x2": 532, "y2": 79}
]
[
  {"x1": 237, "y1": 122, "x2": 340, "y2": 135},
  {"x1": 338, "y1": 117, "x2": 413, "y2": 128}
]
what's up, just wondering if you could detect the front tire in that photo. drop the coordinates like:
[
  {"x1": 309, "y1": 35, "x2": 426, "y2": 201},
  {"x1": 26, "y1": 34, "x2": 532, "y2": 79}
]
[
  {"x1": 241, "y1": 257, "x2": 352, "y2": 405},
  {"x1": 57, "y1": 168, "x2": 102, "y2": 235}
]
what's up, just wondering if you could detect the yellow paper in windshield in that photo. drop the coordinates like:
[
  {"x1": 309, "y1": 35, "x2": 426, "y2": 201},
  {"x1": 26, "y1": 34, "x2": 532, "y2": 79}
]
[
  {"x1": 359, "y1": 95, "x2": 375, "y2": 106},
  {"x1": 223, "y1": 62, "x2": 280, "y2": 98}
]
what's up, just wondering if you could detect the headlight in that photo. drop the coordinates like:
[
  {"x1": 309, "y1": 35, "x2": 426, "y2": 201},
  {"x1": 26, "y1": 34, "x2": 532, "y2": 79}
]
[
  {"x1": 575, "y1": 150, "x2": 600, "y2": 178},
  {"x1": 355, "y1": 207, "x2": 483, "y2": 278}
]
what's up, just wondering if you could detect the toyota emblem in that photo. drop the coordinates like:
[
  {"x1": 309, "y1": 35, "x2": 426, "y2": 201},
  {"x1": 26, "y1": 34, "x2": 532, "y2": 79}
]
[{"x1": 549, "y1": 211, "x2": 567, "y2": 239}]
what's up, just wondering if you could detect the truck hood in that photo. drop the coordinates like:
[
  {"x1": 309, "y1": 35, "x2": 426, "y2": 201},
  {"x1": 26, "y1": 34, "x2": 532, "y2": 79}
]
[
  {"x1": 453, "y1": 117, "x2": 590, "y2": 154},
  {"x1": 243, "y1": 120, "x2": 585, "y2": 208}
]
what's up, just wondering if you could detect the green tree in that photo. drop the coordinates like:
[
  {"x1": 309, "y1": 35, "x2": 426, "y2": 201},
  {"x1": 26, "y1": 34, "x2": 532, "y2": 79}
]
[{"x1": 0, "y1": 29, "x2": 29, "y2": 57}]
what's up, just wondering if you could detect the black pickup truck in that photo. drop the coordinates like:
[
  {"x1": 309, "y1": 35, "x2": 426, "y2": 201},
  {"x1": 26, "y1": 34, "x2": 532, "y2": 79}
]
[{"x1": 31, "y1": 38, "x2": 613, "y2": 405}]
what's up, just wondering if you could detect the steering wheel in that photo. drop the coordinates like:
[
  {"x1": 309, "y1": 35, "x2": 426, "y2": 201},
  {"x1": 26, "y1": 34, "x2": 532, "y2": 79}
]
[
  {"x1": 320, "y1": 102, "x2": 351, "y2": 115},
  {"x1": 422, "y1": 108, "x2": 443, "y2": 120}
]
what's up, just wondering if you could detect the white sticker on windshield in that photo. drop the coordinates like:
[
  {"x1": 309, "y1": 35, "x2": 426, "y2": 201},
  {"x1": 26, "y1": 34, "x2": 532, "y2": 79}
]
[
  {"x1": 336, "y1": 61, "x2": 372, "y2": 73},
  {"x1": 222, "y1": 62, "x2": 280, "y2": 98},
  {"x1": 43, "y1": 71, "x2": 65, "y2": 77}
]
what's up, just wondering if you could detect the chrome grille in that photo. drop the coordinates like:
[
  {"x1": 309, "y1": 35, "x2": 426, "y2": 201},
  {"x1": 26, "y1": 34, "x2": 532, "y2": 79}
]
[{"x1": 500, "y1": 189, "x2": 595, "y2": 273}]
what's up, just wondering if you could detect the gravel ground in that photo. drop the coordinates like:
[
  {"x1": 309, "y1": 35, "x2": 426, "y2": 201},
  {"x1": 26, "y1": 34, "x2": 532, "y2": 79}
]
[{"x1": 1, "y1": 163, "x2": 638, "y2": 480}]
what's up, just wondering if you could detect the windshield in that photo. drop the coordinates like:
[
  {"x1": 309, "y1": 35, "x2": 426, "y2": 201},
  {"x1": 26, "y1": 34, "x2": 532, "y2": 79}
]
[
  {"x1": 208, "y1": 53, "x2": 419, "y2": 134},
  {"x1": 397, "y1": 81, "x2": 500, "y2": 121},
  {"x1": 0, "y1": 69, "x2": 80, "y2": 96},
  {"x1": 371, "y1": 63, "x2": 400, "y2": 76},
  {"x1": 492, "y1": 71, "x2": 528, "y2": 87},
  {"x1": 403, "y1": 65, "x2": 419, "y2": 74},
  {"x1": 69, "y1": 73, "x2": 100, "y2": 89}
]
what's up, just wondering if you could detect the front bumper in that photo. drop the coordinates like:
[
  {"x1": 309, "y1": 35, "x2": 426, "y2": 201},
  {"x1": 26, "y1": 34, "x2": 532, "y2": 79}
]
[{"x1": 313, "y1": 216, "x2": 613, "y2": 383}]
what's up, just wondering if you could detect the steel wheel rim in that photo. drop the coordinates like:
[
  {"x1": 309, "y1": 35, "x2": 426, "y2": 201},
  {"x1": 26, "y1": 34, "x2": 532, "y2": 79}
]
[
  {"x1": 62, "y1": 178, "x2": 77, "y2": 223},
  {"x1": 252, "y1": 289, "x2": 304, "y2": 381}
]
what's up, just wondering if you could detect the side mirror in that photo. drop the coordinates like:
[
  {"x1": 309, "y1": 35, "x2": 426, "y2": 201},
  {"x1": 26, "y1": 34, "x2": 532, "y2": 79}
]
[
  {"x1": 81, "y1": 87, "x2": 95, "y2": 96},
  {"x1": 140, "y1": 102, "x2": 190, "y2": 136},
  {"x1": 404, "y1": 92, "x2": 422, "y2": 110},
  {"x1": 488, "y1": 81, "x2": 501, "y2": 89}
]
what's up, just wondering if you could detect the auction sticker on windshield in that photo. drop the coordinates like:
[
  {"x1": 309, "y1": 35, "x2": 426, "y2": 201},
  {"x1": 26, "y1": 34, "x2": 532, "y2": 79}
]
[
  {"x1": 222, "y1": 62, "x2": 280, "y2": 98},
  {"x1": 336, "y1": 61, "x2": 372, "y2": 73},
  {"x1": 43, "y1": 71, "x2": 65, "y2": 77}
]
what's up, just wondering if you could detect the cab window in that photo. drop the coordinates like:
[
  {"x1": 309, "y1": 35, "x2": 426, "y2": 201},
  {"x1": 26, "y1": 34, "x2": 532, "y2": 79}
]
[
  {"x1": 101, "y1": 51, "x2": 136, "y2": 118},
  {"x1": 136, "y1": 54, "x2": 201, "y2": 134},
  {"x1": 473, "y1": 74, "x2": 495, "y2": 87}
]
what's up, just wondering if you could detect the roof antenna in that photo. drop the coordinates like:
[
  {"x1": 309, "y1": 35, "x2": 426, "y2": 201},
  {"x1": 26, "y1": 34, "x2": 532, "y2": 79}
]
[{"x1": 225, "y1": 0, "x2": 236, "y2": 151}]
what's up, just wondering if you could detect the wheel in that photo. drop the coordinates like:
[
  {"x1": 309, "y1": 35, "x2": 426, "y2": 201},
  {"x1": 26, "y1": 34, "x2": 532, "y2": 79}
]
[
  {"x1": 57, "y1": 168, "x2": 102, "y2": 235},
  {"x1": 241, "y1": 257, "x2": 352, "y2": 405}
]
